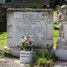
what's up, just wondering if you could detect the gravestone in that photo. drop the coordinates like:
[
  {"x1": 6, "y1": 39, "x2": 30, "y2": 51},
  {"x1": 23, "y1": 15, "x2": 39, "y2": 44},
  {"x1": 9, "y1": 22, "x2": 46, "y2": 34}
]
[
  {"x1": 0, "y1": 0, "x2": 5, "y2": 4},
  {"x1": 55, "y1": 5, "x2": 67, "y2": 60},
  {"x1": 7, "y1": 8, "x2": 53, "y2": 56}
]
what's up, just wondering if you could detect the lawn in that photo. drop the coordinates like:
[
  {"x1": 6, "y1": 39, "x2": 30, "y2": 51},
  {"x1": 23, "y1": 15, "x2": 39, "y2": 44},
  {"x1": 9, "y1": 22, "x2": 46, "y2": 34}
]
[
  {"x1": 53, "y1": 10, "x2": 59, "y2": 48},
  {"x1": 53, "y1": 29, "x2": 59, "y2": 48},
  {"x1": 0, "y1": 32, "x2": 7, "y2": 50}
]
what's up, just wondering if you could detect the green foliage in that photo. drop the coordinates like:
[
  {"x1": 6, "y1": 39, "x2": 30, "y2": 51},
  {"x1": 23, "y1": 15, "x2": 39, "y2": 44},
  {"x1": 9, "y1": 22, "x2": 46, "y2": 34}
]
[
  {"x1": 0, "y1": 48, "x2": 14, "y2": 58},
  {"x1": 54, "y1": 11, "x2": 58, "y2": 23},
  {"x1": 32, "y1": 47, "x2": 58, "y2": 65},
  {"x1": 38, "y1": 58, "x2": 53, "y2": 64},
  {"x1": 53, "y1": 27, "x2": 59, "y2": 48},
  {"x1": 32, "y1": 50, "x2": 38, "y2": 63},
  {"x1": 0, "y1": 32, "x2": 7, "y2": 50},
  {"x1": 4, "y1": 49, "x2": 14, "y2": 57},
  {"x1": 0, "y1": 52, "x2": 6, "y2": 58},
  {"x1": 53, "y1": 10, "x2": 59, "y2": 48},
  {"x1": 41, "y1": 48, "x2": 58, "y2": 62},
  {"x1": 54, "y1": 11, "x2": 58, "y2": 18},
  {"x1": 20, "y1": 42, "x2": 32, "y2": 51},
  {"x1": 29, "y1": 2, "x2": 47, "y2": 8},
  {"x1": 36, "y1": 47, "x2": 55, "y2": 67},
  {"x1": 49, "y1": 51, "x2": 58, "y2": 62}
]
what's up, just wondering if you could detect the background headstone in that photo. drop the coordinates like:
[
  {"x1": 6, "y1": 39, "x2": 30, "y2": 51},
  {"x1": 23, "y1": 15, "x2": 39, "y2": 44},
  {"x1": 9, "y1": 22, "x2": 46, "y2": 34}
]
[
  {"x1": 55, "y1": 5, "x2": 67, "y2": 60},
  {"x1": 0, "y1": 0, "x2": 5, "y2": 4}
]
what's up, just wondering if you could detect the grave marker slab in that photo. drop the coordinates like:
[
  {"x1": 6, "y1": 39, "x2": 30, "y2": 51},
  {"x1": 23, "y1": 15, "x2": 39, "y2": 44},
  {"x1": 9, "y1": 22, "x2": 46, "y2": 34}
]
[{"x1": 7, "y1": 8, "x2": 53, "y2": 56}]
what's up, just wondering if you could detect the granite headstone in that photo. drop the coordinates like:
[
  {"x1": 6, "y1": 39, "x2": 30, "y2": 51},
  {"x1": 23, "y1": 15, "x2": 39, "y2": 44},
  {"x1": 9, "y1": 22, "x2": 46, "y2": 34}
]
[{"x1": 7, "y1": 8, "x2": 53, "y2": 56}]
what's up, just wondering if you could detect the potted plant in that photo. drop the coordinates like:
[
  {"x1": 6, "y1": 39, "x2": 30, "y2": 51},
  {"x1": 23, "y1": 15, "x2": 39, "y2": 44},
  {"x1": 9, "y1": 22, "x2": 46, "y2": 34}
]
[{"x1": 17, "y1": 36, "x2": 33, "y2": 64}]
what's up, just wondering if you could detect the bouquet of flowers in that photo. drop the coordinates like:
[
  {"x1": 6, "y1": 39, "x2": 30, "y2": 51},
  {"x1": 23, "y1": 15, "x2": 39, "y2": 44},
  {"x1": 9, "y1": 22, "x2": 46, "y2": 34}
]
[{"x1": 17, "y1": 36, "x2": 32, "y2": 51}]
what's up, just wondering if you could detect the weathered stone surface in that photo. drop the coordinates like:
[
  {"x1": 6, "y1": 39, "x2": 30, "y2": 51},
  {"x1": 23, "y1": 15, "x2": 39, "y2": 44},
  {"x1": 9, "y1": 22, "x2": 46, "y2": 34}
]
[
  {"x1": 7, "y1": 8, "x2": 53, "y2": 56},
  {"x1": 7, "y1": 8, "x2": 53, "y2": 47},
  {"x1": 54, "y1": 49, "x2": 67, "y2": 60}
]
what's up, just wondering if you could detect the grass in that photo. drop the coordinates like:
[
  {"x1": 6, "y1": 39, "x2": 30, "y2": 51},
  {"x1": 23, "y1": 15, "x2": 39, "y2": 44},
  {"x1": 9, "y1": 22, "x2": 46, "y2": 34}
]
[
  {"x1": 53, "y1": 10, "x2": 59, "y2": 48},
  {"x1": 0, "y1": 32, "x2": 7, "y2": 50},
  {"x1": 53, "y1": 29, "x2": 59, "y2": 48},
  {"x1": 54, "y1": 11, "x2": 58, "y2": 18},
  {"x1": 53, "y1": 10, "x2": 59, "y2": 24}
]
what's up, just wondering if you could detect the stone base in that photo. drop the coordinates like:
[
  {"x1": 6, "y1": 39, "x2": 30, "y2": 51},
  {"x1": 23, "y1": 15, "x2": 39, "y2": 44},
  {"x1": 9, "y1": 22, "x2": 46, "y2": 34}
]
[
  {"x1": 20, "y1": 50, "x2": 32, "y2": 64},
  {"x1": 54, "y1": 49, "x2": 67, "y2": 60}
]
